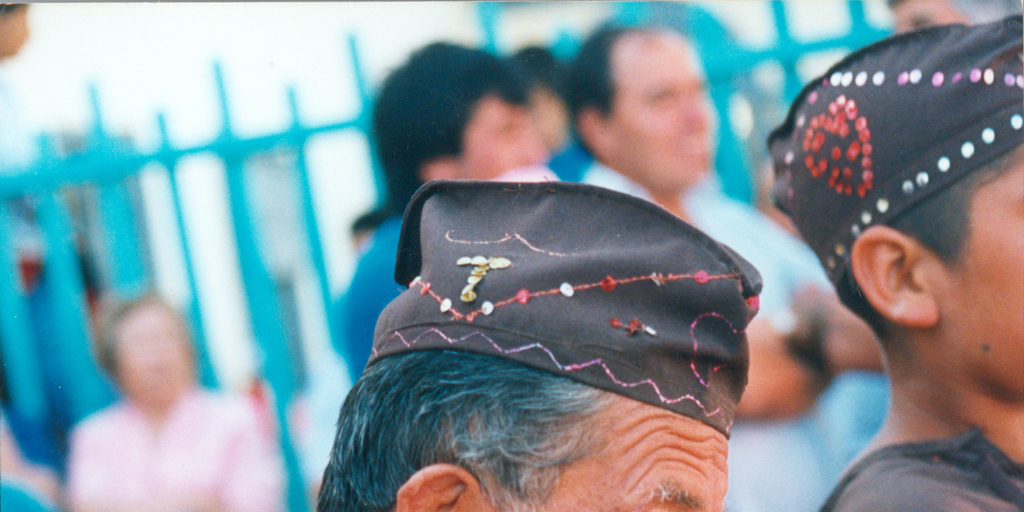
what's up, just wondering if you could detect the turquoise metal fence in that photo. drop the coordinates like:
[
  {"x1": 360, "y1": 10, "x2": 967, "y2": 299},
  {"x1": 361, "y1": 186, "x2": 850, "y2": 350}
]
[
  {"x1": 0, "y1": 2, "x2": 890, "y2": 511},
  {"x1": 0, "y1": 31, "x2": 379, "y2": 512}
]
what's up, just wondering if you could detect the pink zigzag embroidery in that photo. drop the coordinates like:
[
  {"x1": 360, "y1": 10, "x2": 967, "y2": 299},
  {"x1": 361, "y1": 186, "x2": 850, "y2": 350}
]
[
  {"x1": 689, "y1": 311, "x2": 740, "y2": 387},
  {"x1": 444, "y1": 231, "x2": 572, "y2": 257},
  {"x1": 378, "y1": 325, "x2": 735, "y2": 426}
]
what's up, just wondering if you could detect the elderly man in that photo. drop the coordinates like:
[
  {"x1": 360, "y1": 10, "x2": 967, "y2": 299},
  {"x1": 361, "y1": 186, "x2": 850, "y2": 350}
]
[
  {"x1": 563, "y1": 24, "x2": 880, "y2": 512},
  {"x1": 317, "y1": 180, "x2": 762, "y2": 512}
]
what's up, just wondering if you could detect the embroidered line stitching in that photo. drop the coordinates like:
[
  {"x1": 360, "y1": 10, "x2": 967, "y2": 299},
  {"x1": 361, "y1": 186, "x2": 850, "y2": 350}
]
[
  {"x1": 410, "y1": 271, "x2": 740, "y2": 322},
  {"x1": 444, "y1": 231, "x2": 572, "y2": 257},
  {"x1": 378, "y1": 327, "x2": 730, "y2": 425}
]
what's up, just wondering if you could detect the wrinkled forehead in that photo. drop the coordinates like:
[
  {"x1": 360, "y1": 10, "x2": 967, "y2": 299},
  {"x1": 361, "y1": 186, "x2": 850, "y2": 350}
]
[{"x1": 598, "y1": 395, "x2": 730, "y2": 510}]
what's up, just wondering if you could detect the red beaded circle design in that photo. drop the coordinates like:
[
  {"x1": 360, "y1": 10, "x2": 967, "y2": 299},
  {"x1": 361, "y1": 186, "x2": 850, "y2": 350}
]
[{"x1": 802, "y1": 95, "x2": 875, "y2": 197}]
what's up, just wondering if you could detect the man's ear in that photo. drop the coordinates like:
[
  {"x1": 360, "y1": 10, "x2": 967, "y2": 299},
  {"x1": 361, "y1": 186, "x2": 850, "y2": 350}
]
[
  {"x1": 394, "y1": 464, "x2": 495, "y2": 512},
  {"x1": 850, "y1": 225, "x2": 941, "y2": 329},
  {"x1": 576, "y1": 107, "x2": 613, "y2": 162},
  {"x1": 419, "y1": 158, "x2": 461, "y2": 183}
]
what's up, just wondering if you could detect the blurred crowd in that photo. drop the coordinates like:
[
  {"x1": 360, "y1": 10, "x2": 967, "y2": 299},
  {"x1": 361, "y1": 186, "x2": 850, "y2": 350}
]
[{"x1": 2, "y1": 1, "x2": 1021, "y2": 512}]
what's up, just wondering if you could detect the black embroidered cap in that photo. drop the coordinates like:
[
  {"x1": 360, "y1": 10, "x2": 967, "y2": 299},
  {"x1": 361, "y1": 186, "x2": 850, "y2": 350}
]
[
  {"x1": 367, "y1": 180, "x2": 762, "y2": 436},
  {"x1": 768, "y1": 16, "x2": 1023, "y2": 285}
]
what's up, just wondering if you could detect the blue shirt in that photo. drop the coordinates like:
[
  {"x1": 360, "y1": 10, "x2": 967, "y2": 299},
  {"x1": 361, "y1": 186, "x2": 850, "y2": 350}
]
[{"x1": 332, "y1": 216, "x2": 405, "y2": 383}]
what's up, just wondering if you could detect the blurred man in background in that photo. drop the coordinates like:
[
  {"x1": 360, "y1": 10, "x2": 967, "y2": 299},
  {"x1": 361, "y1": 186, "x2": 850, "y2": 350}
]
[
  {"x1": 564, "y1": 23, "x2": 881, "y2": 512},
  {"x1": 337, "y1": 42, "x2": 550, "y2": 382},
  {"x1": 510, "y1": 45, "x2": 571, "y2": 157}
]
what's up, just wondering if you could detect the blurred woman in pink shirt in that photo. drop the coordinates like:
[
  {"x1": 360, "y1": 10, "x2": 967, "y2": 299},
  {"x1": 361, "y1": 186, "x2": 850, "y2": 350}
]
[{"x1": 67, "y1": 293, "x2": 283, "y2": 512}]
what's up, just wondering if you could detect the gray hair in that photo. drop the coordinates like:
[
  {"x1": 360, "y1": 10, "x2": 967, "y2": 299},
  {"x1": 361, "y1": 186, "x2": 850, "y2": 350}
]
[{"x1": 316, "y1": 350, "x2": 613, "y2": 512}]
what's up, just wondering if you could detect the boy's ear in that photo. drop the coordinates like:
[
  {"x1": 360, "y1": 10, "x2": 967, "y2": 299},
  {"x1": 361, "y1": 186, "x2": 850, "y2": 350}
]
[
  {"x1": 395, "y1": 464, "x2": 495, "y2": 512},
  {"x1": 850, "y1": 225, "x2": 941, "y2": 329}
]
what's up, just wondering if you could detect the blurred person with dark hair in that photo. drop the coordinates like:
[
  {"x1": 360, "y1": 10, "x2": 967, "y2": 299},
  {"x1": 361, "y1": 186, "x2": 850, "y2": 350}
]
[
  {"x1": 66, "y1": 293, "x2": 283, "y2": 512},
  {"x1": 318, "y1": 179, "x2": 763, "y2": 512},
  {"x1": 334, "y1": 41, "x2": 550, "y2": 383},
  {"x1": 371, "y1": 42, "x2": 550, "y2": 220},
  {"x1": 510, "y1": 45, "x2": 571, "y2": 155},
  {"x1": 770, "y1": 16, "x2": 1023, "y2": 511},
  {"x1": 347, "y1": 207, "x2": 389, "y2": 254},
  {"x1": 888, "y1": 0, "x2": 1021, "y2": 33},
  {"x1": 308, "y1": 41, "x2": 552, "y2": 496}
]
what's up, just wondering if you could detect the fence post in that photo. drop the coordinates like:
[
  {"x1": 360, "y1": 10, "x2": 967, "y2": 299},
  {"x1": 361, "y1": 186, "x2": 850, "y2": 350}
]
[
  {"x1": 771, "y1": 1, "x2": 806, "y2": 103},
  {"x1": 36, "y1": 189, "x2": 115, "y2": 423},
  {"x1": 88, "y1": 84, "x2": 151, "y2": 298},
  {"x1": 616, "y1": 1, "x2": 651, "y2": 26},
  {"x1": 477, "y1": 2, "x2": 501, "y2": 54},
  {"x1": 156, "y1": 113, "x2": 220, "y2": 390},
  {"x1": 346, "y1": 34, "x2": 385, "y2": 208},
  {"x1": 286, "y1": 88, "x2": 336, "y2": 358},
  {"x1": 213, "y1": 63, "x2": 309, "y2": 512},
  {"x1": 681, "y1": 4, "x2": 756, "y2": 203}
]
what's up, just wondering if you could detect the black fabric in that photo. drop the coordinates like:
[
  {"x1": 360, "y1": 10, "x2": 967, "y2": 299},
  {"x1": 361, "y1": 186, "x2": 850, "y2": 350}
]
[
  {"x1": 367, "y1": 180, "x2": 763, "y2": 436},
  {"x1": 821, "y1": 429, "x2": 1024, "y2": 512},
  {"x1": 768, "y1": 16, "x2": 1024, "y2": 285}
]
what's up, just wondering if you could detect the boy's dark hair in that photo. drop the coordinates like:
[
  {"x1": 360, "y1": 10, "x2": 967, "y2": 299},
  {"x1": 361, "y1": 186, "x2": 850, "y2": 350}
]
[
  {"x1": 371, "y1": 42, "x2": 531, "y2": 218},
  {"x1": 838, "y1": 144, "x2": 1024, "y2": 335}
]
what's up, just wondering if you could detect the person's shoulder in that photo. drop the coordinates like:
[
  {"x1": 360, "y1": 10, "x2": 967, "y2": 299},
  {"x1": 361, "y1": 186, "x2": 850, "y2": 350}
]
[
  {"x1": 190, "y1": 389, "x2": 256, "y2": 419},
  {"x1": 69, "y1": 401, "x2": 133, "y2": 443},
  {"x1": 829, "y1": 475, "x2": 983, "y2": 511},
  {"x1": 825, "y1": 445, "x2": 998, "y2": 512},
  {"x1": 362, "y1": 216, "x2": 403, "y2": 253},
  {"x1": 347, "y1": 215, "x2": 404, "y2": 284},
  {"x1": 183, "y1": 389, "x2": 273, "y2": 440},
  {"x1": 688, "y1": 187, "x2": 788, "y2": 238},
  {"x1": 74, "y1": 401, "x2": 132, "y2": 429},
  {"x1": 686, "y1": 183, "x2": 824, "y2": 271}
]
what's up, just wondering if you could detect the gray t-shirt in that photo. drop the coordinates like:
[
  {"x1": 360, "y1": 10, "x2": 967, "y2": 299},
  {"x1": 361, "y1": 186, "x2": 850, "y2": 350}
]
[{"x1": 821, "y1": 429, "x2": 1024, "y2": 512}]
